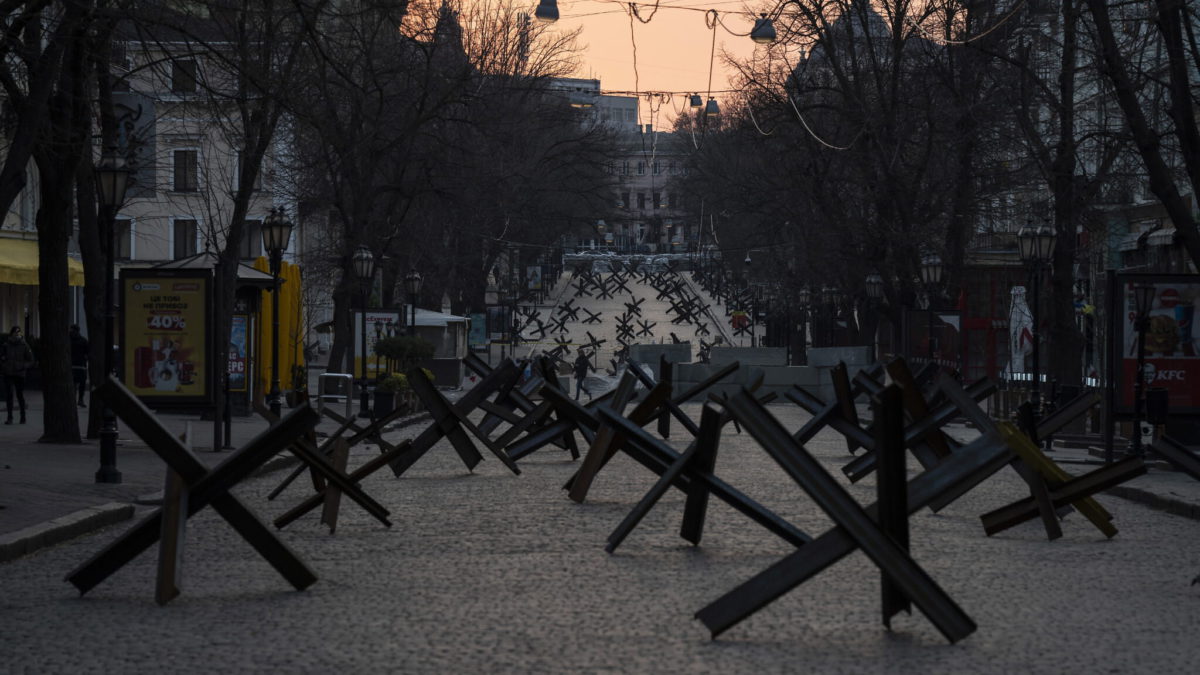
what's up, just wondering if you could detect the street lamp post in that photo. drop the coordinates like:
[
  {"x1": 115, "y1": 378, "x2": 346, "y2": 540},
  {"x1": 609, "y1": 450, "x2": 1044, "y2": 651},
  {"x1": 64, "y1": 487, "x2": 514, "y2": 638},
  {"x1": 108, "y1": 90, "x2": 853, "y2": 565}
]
[
  {"x1": 1131, "y1": 282, "x2": 1156, "y2": 456},
  {"x1": 821, "y1": 286, "x2": 837, "y2": 347},
  {"x1": 373, "y1": 319, "x2": 384, "y2": 377},
  {"x1": 1017, "y1": 220, "x2": 1057, "y2": 413},
  {"x1": 797, "y1": 286, "x2": 811, "y2": 365},
  {"x1": 865, "y1": 272, "x2": 883, "y2": 362},
  {"x1": 405, "y1": 269, "x2": 423, "y2": 337},
  {"x1": 352, "y1": 245, "x2": 375, "y2": 418},
  {"x1": 261, "y1": 207, "x2": 293, "y2": 419},
  {"x1": 919, "y1": 255, "x2": 944, "y2": 363},
  {"x1": 94, "y1": 148, "x2": 130, "y2": 484}
]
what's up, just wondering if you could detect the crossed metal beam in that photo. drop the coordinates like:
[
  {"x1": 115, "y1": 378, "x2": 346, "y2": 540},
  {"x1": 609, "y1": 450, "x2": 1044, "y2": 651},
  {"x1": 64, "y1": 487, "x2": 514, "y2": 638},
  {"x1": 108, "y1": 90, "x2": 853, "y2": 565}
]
[{"x1": 68, "y1": 377, "x2": 322, "y2": 603}]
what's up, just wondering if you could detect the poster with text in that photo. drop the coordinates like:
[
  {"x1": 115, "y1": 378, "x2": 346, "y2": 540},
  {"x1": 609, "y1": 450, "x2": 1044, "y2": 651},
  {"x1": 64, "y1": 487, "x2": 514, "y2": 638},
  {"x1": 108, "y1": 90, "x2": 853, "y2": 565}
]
[
  {"x1": 228, "y1": 314, "x2": 248, "y2": 392},
  {"x1": 469, "y1": 313, "x2": 488, "y2": 351},
  {"x1": 120, "y1": 269, "x2": 212, "y2": 406},
  {"x1": 527, "y1": 265, "x2": 542, "y2": 290},
  {"x1": 354, "y1": 311, "x2": 400, "y2": 379},
  {"x1": 1115, "y1": 273, "x2": 1200, "y2": 415}
]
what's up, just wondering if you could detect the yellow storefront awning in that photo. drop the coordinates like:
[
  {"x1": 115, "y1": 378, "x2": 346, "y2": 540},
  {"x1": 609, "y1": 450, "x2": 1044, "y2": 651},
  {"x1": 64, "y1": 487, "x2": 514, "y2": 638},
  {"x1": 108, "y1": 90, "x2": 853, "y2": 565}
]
[{"x1": 0, "y1": 239, "x2": 85, "y2": 286}]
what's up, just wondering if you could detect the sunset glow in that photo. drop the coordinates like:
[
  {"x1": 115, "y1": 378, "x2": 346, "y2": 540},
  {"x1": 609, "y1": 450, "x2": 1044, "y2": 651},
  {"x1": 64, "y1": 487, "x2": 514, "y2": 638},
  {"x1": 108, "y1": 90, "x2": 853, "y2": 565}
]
[{"x1": 554, "y1": 1, "x2": 762, "y2": 124}]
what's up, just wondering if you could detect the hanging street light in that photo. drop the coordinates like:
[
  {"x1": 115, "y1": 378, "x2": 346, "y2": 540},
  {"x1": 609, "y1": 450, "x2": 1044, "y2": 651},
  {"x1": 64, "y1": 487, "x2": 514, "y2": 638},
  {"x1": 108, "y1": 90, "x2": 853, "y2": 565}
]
[
  {"x1": 353, "y1": 245, "x2": 375, "y2": 418},
  {"x1": 534, "y1": 0, "x2": 558, "y2": 22},
  {"x1": 261, "y1": 207, "x2": 294, "y2": 418},
  {"x1": 750, "y1": 14, "x2": 777, "y2": 44},
  {"x1": 94, "y1": 148, "x2": 131, "y2": 484}
]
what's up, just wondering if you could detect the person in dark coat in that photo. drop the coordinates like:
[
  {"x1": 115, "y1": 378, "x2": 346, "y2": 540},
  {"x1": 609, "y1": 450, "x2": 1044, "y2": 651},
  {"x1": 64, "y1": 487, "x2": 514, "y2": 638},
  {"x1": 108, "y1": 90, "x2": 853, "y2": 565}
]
[
  {"x1": 2, "y1": 326, "x2": 35, "y2": 424},
  {"x1": 69, "y1": 324, "x2": 89, "y2": 407},
  {"x1": 573, "y1": 350, "x2": 591, "y2": 400}
]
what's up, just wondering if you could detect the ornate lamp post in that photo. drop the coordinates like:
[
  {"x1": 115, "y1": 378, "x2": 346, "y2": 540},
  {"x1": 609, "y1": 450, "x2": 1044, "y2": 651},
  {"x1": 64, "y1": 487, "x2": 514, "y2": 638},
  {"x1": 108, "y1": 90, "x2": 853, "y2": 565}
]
[
  {"x1": 373, "y1": 318, "x2": 384, "y2": 377},
  {"x1": 797, "y1": 285, "x2": 811, "y2": 364},
  {"x1": 261, "y1": 207, "x2": 293, "y2": 418},
  {"x1": 865, "y1": 272, "x2": 883, "y2": 362},
  {"x1": 821, "y1": 285, "x2": 837, "y2": 347},
  {"x1": 405, "y1": 269, "x2": 423, "y2": 337},
  {"x1": 1017, "y1": 220, "x2": 1057, "y2": 412},
  {"x1": 919, "y1": 254, "x2": 944, "y2": 363},
  {"x1": 1131, "y1": 282, "x2": 1156, "y2": 456},
  {"x1": 94, "y1": 148, "x2": 130, "y2": 484},
  {"x1": 352, "y1": 245, "x2": 375, "y2": 418}
]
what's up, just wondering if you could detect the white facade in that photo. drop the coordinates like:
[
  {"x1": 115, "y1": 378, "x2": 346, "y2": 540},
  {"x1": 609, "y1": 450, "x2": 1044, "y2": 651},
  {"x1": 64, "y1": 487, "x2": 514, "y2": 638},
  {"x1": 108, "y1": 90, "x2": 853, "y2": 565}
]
[{"x1": 106, "y1": 40, "x2": 290, "y2": 267}]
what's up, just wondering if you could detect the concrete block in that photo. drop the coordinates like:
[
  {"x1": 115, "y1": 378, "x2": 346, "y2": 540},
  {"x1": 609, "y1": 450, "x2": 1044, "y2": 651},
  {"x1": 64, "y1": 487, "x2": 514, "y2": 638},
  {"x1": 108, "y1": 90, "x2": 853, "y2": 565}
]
[
  {"x1": 709, "y1": 347, "x2": 787, "y2": 367},
  {"x1": 806, "y1": 346, "x2": 873, "y2": 368},
  {"x1": 761, "y1": 366, "x2": 821, "y2": 387},
  {"x1": 628, "y1": 343, "x2": 692, "y2": 365}
]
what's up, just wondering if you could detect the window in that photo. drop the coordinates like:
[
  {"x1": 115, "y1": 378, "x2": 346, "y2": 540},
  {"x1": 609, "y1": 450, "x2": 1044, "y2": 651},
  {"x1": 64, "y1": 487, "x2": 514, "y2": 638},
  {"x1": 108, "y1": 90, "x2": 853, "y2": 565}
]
[
  {"x1": 605, "y1": 161, "x2": 614, "y2": 175},
  {"x1": 621, "y1": 192, "x2": 630, "y2": 209},
  {"x1": 173, "y1": 149, "x2": 199, "y2": 191},
  {"x1": 171, "y1": 59, "x2": 198, "y2": 94},
  {"x1": 636, "y1": 161, "x2": 645, "y2": 175},
  {"x1": 619, "y1": 161, "x2": 629, "y2": 175},
  {"x1": 637, "y1": 193, "x2": 646, "y2": 209},
  {"x1": 652, "y1": 192, "x2": 661, "y2": 210},
  {"x1": 173, "y1": 219, "x2": 198, "y2": 260},
  {"x1": 111, "y1": 44, "x2": 130, "y2": 93},
  {"x1": 239, "y1": 220, "x2": 262, "y2": 259},
  {"x1": 652, "y1": 162, "x2": 660, "y2": 175},
  {"x1": 235, "y1": 151, "x2": 262, "y2": 191},
  {"x1": 668, "y1": 161, "x2": 677, "y2": 175},
  {"x1": 115, "y1": 219, "x2": 132, "y2": 260}
]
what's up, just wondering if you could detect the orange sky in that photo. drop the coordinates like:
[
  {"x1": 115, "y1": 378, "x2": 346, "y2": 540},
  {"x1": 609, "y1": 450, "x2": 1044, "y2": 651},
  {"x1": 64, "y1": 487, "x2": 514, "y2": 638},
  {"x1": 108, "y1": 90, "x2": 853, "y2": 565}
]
[{"x1": 552, "y1": 1, "x2": 763, "y2": 124}]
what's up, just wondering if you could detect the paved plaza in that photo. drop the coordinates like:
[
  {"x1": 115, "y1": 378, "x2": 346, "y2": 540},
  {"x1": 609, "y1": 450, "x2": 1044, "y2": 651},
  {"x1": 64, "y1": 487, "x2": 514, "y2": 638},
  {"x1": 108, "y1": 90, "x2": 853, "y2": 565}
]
[
  {"x1": 2, "y1": 269, "x2": 1199, "y2": 672},
  {"x1": 2, "y1": 403, "x2": 1199, "y2": 673}
]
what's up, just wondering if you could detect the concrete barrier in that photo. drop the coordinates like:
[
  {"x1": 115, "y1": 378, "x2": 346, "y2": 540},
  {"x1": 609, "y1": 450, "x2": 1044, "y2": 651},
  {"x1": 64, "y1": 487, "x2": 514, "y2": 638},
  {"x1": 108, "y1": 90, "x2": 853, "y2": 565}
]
[
  {"x1": 629, "y1": 342, "x2": 692, "y2": 365},
  {"x1": 672, "y1": 363, "x2": 834, "y2": 402},
  {"x1": 709, "y1": 347, "x2": 788, "y2": 367},
  {"x1": 806, "y1": 346, "x2": 873, "y2": 368}
]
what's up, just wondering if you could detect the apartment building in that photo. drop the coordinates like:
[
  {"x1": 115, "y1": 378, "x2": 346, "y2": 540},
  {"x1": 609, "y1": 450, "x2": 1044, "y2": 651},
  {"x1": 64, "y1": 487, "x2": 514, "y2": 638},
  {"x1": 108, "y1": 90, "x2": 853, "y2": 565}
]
[{"x1": 107, "y1": 38, "x2": 287, "y2": 268}]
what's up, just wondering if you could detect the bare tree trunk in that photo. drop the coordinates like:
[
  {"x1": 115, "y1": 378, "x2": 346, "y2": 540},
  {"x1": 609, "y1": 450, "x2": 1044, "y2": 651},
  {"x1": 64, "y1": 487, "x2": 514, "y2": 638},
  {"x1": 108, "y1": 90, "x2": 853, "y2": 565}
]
[
  {"x1": 75, "y1": 150, "x2": 106, "y2": 438},
  {"x1": 35, "y1": 176, "x2": 80, "y2": 442},
  {"x1": 1048, "y1": 0, "x2": 1085, "y2": 389}
]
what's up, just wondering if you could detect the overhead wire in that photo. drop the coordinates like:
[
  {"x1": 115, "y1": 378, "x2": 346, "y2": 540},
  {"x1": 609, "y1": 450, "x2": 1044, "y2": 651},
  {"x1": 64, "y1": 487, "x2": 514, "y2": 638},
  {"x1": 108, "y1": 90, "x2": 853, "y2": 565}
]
[{"x1": 902, "y1": 1, "x2": 1029, "y2": 46}]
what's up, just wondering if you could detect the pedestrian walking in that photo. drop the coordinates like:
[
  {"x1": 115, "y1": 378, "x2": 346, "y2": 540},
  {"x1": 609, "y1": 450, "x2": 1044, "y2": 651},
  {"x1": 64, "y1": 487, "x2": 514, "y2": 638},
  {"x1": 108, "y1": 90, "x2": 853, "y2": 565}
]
[
  {"x1": 70, "y1": 324, "x2": 89, "y2": 407},
  {"x1": 2, "y1": 326, "x2": 35, "y2": 424},
  {"x1": 573, "y1": 349, "x2": 591, "y2": 400}
]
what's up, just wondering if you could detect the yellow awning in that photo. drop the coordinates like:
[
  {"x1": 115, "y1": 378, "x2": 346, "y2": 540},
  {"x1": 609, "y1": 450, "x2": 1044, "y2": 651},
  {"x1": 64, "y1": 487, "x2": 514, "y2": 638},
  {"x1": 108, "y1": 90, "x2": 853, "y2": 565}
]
[{"x1": 0, "y1": 239, "x2": 86, "y2": 286}]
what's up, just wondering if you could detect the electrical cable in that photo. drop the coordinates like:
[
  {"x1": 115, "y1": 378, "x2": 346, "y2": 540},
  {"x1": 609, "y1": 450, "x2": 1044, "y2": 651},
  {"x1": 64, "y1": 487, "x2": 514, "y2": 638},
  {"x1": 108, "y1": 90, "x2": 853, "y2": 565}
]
[{"x1": 903, "y1": 1, "x2": 1029, "y2": 46}]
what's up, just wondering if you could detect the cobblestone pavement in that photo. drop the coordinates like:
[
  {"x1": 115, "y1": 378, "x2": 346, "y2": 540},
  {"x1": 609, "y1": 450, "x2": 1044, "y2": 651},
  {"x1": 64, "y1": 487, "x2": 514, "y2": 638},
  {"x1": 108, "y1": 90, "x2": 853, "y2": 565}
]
[{"x1": 2, "y1": 404, "x2": 1198, "y2": 673}]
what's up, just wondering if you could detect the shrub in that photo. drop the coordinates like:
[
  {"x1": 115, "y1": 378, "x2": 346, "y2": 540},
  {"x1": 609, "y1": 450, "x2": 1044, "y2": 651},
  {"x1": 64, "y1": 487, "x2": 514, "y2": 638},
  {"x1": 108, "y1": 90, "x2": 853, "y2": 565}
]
[
  {"x1": 375, "y1": 373, "x2": 409, "y2": 393},
  {"x1": 374, "y1": 336, "x2": 435, "y2": 372}
]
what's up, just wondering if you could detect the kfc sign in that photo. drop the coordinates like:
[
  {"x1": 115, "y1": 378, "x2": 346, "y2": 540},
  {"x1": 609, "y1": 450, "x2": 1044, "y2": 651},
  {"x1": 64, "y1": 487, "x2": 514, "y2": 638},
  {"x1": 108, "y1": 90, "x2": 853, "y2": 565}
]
[{"x1": 1115, "y1": 273, "x2": 1200, "y2": 415}]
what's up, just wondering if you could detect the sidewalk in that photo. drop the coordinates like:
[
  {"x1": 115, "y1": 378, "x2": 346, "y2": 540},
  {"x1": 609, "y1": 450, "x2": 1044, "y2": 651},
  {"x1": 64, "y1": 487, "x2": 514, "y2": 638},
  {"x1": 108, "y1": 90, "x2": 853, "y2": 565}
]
[{"x1": 0, "y1": 387, "x2": 357, "y2": 562}]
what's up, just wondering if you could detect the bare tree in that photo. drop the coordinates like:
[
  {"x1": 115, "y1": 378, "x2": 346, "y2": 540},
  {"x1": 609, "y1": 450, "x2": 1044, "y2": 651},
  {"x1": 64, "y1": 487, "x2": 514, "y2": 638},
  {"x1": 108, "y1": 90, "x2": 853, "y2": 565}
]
[{"x1": 1083, "y1": 0, "x2": 1200, "y2": 269}]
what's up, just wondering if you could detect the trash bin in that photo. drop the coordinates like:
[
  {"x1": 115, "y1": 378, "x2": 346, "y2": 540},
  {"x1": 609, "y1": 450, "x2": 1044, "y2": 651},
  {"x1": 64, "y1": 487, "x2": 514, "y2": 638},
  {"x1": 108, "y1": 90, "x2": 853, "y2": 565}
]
[{"x1": 1145, "y1": 387, "x2": 1169, "y2": 425}]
